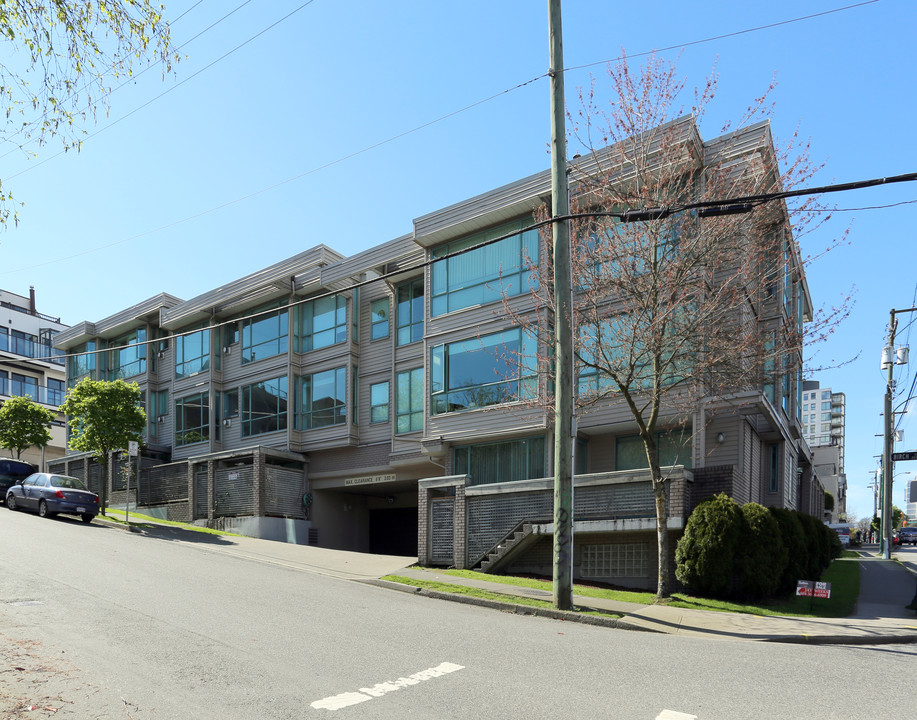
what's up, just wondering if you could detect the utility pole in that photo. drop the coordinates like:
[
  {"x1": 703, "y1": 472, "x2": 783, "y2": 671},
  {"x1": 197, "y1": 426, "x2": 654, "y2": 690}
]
[
  {"x1": 881, "y1": 306, "x2": 916, "y2": 558},
  {"x1": 548, "y1": 0, "x2": 574, "y2": 611}
]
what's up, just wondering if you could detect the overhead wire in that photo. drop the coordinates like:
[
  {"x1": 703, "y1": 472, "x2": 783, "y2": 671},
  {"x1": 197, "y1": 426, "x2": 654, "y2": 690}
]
[{"x1": 0, "y1": 0, "x2": 884, "y2": 274}]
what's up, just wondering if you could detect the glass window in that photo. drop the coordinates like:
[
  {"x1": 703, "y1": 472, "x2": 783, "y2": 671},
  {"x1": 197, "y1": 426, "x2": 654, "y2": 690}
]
[
  {"x1": 242, "y1": 377, "x2": 288, "y2": 437},
  {"x1": 396, "y1": 279, "x2": 424, "y2": 346},
  {"x1": 615, "y1": 432, "x2": 692, "y2": 471},
  {"x1": 453, "y1": 436, "x2": 545, "y2": 487},
  {"x1": 107, "y1": 327, "x2": 147, "y2": 379},
  {"x1": 295, "y1": 295, "x2": 347, "y2": 352},
  {"x1": 768, "y1": 445, "x2": 780, "y2": 493},
  {"x1": 431, "y1": 220, "x2": 539, "y2": 316},
  {"x1": 175, "y1": 327, "x2": 210, "y2": 378},
  {"x1": 11, "y1": 373, "x2": 38, "y2": 400},
  {"x1": 47, "y1": 378, "x2": 65, "y2": 406},
  {"x1": 67, "y1": 341, "x2": 97, "y2": 386},
  {"x1": 370, "y1": 298, "x2": 390, "y2": 340},
  {"x1": 175, "y1": 392, "x2": 209, "y2": 446},
  {"x1": 148, "y1": 389, "x2": 168, "y2": 439},
  {"x1": 396, "y1": 367, "x2": 423, "y2": 433},
  {"x1": 821, "y1": 401, "x2": 831, "y2": 410},
  {"x1": 431, "y1": 328, "x2": 537, "y2": 414},
  {"x1": 297, "y1": 367, "x2": 347, "y2": 430},
  {"x1": 370, "y1": 381, "x2": 389, "y2": 424},
  {"x1": 242, "y1": 306, "x2": 288, "y2": 363},
  {"x1": 221, "y1": 389, "x2": 238, "y2": 418}
]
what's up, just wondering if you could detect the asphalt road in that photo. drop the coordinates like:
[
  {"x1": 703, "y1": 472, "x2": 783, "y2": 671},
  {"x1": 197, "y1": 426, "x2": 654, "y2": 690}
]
[{"x1": 1, "y1": 510, "x2": 914, "y2": 719}]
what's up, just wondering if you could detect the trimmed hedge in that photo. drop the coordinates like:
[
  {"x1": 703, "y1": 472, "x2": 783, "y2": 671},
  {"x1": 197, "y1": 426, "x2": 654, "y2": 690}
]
[{"x1": 675, "y1": 493, "x2": 843, "y2": 601}]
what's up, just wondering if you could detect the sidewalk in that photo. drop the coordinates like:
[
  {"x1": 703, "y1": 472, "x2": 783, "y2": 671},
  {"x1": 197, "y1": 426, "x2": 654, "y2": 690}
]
[
  {"x1": 377, "y1": 547, "x2": 917, "y2": 645},
  {"x1": 99, "y1": 513, "x2": 917, "y2": 645}
]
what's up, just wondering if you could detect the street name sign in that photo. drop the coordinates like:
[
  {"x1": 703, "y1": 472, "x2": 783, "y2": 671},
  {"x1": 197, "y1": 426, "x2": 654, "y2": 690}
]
[{"x1": 892, "y1": 451, "x2": 917, "y2": 461}]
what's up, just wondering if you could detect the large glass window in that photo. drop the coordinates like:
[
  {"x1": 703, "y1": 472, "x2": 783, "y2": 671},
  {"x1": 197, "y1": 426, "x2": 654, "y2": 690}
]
[
  {"x1": 175, "y1": 327, "x2": 210, "y2": 378},
  {"x1": 396, "y1": 368, "x2": 423, "y2": 433},
  {"x1": 396, "y1": 279, "x2": 424, "y2": 346},
  {"x1": 297, "y1": 367, "x2": 346, "y2": 430},
  {"x1": 47, "y1": 378, "x2": 65, "y2": 406},
  {"x1": 370, "y1": 381, "x2": 389, "y2": 424},
  {"x1": 453, "y1": 436, "x2": 545, "y2": 487},
  {"x1": 10, "y1": 373, "x2": 38, "y2": 400},
  {"x1": 242, "y1": 305, "x2": 289, "y2": 363},
  {"x1": 431, "y1": 328, "x2": 537, "y2": 414},
  {"x1": 107, "y1": 327, "x2": 147, "y2": 379},
  {"x1": 295, "y1": 295, "x2": 346, "y2": 352},
  {"x1": 67, "y1": 341, "x2": 97, "y2": 386},
  {"x1": 614, "y1": 432, "x2": 692, "y2": 471},
  {"x1": 148, "y1": 389, "x2": 168, "y2": 439},
  {"x1": 175, "y1": 392, "x2": 209, "y2": 446},
  {"x1": 242, "y1": 377, "x2": 288, "y2": 437},
  {"x1": 431, "y1": 219, "x2": 539, "y2": 316},
  {"x1": 370, "y1": 298, "x2": 390, "y2": 340}
]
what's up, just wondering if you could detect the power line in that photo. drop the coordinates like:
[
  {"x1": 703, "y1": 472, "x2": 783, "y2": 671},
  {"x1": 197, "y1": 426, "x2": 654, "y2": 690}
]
[
  {"x1": 35, "y1": 168, "x2": 917, "y2": 365},
  {"x1": 0, "y1": 0, "x2": 882, "y2": 275}
]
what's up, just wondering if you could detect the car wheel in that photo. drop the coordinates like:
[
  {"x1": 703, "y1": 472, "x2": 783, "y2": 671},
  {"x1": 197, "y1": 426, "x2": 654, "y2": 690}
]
[
  {"x1": 80, "y1": 514, "x2": 93, "y2": 524},
  {"x1": 38, "y1": 500, "x2": 54, "y2": 518},
  {"x1": 7, "y1": 494, "x2": 17, "y2": 511}
]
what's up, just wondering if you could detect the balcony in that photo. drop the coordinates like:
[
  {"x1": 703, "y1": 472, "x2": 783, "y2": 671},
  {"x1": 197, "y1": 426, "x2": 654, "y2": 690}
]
[
  {"x1": 0, "y1": 334, "x2": 65, "y2": 365},
  {"x1": 0, "y1": 377, "x2": 65, "y2": 406}
]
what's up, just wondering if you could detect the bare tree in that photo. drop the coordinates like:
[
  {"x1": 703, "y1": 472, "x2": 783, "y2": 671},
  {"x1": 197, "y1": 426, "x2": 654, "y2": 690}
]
[{"x1": 504, "y1": 53, "x2": 845, "y2": 598}]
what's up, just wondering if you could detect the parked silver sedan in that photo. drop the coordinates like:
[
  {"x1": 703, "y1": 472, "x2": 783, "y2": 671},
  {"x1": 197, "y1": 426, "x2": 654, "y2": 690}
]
[{"x1": 6, "y1": 473, "x2": 99, "y2": 523}]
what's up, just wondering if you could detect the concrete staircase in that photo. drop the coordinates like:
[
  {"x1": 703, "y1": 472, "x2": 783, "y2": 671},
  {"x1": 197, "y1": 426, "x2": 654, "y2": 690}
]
[{"x1": 478, "y1": 522, "x2": 542, "y2": 573}]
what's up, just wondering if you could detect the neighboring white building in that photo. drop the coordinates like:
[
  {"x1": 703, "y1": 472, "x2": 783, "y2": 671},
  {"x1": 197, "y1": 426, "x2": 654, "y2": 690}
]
[
  {"x1": 0, "y1": 287, "x2": 69, "y2": 468},
  {"x1": 802, "y1": 380, "x2": 846, "y2": 521}
]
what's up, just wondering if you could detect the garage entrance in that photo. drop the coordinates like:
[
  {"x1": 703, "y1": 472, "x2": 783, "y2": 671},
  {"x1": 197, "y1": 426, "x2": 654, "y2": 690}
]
[{"x1": 368, "y1": 507, "x2": 418, "y2": 556}]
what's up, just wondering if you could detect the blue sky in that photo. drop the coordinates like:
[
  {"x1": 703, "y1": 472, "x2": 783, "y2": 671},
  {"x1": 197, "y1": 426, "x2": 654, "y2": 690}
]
[{"x1": 1, "y1": 0, "x2": 914, "y2": 521}]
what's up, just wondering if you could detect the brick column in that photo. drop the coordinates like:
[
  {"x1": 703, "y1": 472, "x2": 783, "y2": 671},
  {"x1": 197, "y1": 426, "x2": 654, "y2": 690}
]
[
  {"x1": 417, "y1": 483, "x2": 430, "y2": 566},
  {"x1": 253, "y1": 448, "x2": 264, "y2": 517},
  {"x1": 453, "y1": 484, "x2": 466, "y2": 569}
]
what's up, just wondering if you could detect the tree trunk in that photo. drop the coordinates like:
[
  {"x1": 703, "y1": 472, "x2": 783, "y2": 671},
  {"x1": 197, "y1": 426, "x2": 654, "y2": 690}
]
[{"x1": 655, "y1": 480, "x2": 670, "y2": 598}]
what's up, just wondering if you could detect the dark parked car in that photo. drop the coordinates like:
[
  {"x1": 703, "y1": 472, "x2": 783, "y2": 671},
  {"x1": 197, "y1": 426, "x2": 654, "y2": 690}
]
[
  {"x1": 0, "y1": 458, "x2": 37, "y2": 501},
  {"x1": 6, "y1": 473, "x2": 99, "y2": 523},
  {"x1": 898, "y1": 527, "x2": 917, "y2": 546}
]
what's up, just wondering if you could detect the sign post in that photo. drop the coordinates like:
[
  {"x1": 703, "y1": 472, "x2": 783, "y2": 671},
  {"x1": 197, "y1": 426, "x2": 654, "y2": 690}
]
[{"x1": 127, "y1": 441, "x2": 139, "y2": 525}]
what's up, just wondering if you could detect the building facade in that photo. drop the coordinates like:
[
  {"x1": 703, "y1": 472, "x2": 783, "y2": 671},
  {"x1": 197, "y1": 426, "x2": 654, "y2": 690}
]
[
  {"x1": 801, "y1": 380, "x2": 846, "y2": 521},
  {"x1": 52, "y1": 117, "x2": 819, "y2": 589},
  {"x1": 0, "y1": 287, "x2": 68, "y2": 468}
]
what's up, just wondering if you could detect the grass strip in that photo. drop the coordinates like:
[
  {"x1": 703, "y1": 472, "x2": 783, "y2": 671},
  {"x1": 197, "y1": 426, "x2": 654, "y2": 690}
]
[
  {"x1": 383, "y1": 575, "x2": 622, "y2": 618},
  {"x1": 391, "y1": 558, "x2": 861, "y2": 619}
]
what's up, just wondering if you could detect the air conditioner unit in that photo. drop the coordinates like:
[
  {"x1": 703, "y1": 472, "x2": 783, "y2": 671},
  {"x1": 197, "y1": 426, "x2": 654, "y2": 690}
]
[
  {"x1": 222, "y1": 346, "x2": 231, "y2": 354},
  {"x1": 157, "y1": 415, "x2": 166, "y2": 423},
  {"x1": 157, "y1": 351, "x2": 165, "y2": 359},
  {"x1": 222, "y1": 418, "x2": 232, "y2": 427}
]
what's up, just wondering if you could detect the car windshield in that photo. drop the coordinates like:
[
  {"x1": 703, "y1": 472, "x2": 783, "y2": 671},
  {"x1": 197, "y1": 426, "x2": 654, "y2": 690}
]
[{"x1": 50, "y1": 475, "x2": 89, "y2": 491}]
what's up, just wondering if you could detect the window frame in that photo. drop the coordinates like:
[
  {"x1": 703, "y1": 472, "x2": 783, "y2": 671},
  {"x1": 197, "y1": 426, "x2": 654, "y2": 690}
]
[
  {"x1": 295, "y1": 295, "x2": 347, "y2": 353},
  {"x1": 241, "y1": 305, "x2": 289, "y2": 364},
  {"x1": 396, "y1": 279, "x2": 424, "y2": 346},
  {"x1": 297, "y1": 366, "x2": 347, "y2": 430},
  {"x1": 395, "y1": 367, "x2": 423, "y2": 434},
  {"x1": 175, "y1": 392, "x2": 210, "y2": 446},
  {"x1": 241, "y1": 376, "x2": 288, "y2": 437},
  {"x1": 370, "y1": 381, "x2": 390, "y2": 424}
]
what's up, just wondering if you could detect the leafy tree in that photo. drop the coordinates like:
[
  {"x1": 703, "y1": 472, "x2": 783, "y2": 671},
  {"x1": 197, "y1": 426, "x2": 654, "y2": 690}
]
[
  {"x1": 502, "y1": 52, "x2": 846, "y2": 598},
  {"x1": 0, "y1": 395, "x2": 55, "y2": 459},
  {"x1": 59, "y1": 378, "x2": 145, "y2": 513},
  {"x1": 0, "y1": 1, "x2": 179, "y2": 225}
]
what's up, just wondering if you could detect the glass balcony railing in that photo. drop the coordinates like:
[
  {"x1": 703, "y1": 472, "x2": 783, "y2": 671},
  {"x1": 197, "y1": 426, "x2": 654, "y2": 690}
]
[
  {"x1": 0, "y1": 334, "x2": 66, "y2": 364},
  {"x1": 0, "y1": 377, "x2": 65, "y2": 406}
]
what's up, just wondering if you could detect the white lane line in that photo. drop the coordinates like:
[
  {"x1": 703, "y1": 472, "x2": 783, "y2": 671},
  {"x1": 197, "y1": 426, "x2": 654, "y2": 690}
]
[
  {"x1": 311, "y1": 662, "x2": 465, "y2": 711},
  {"x1": 656, "y1": 711, "x2": 697, "y2": 720}
]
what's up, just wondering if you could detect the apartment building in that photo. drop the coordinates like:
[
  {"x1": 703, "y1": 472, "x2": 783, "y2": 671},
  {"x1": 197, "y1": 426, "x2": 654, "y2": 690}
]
[
  {"x1": 802, "y1": 380, "x2": 846, "y2": 521},
  {"x1": 0, "y1": 287, "x2": 68, "y2": 468},
  {"x1": 51, "y1": 116, "x2": 818, "y2": 589}
]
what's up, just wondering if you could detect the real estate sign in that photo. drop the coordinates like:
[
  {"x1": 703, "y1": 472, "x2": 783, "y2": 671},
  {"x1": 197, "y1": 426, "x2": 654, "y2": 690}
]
[{"x1": 796, "y1": 580, "x2": 831, "y2": 598}]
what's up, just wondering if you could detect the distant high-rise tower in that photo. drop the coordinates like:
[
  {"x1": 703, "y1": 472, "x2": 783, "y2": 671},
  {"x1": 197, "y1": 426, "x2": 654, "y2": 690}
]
[{"x1": 802, "y1": 380, "x2": 846, "y2": 520}]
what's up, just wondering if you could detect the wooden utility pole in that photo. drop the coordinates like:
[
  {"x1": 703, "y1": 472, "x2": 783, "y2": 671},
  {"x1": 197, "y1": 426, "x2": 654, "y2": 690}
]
[{"x1": 548, "y1": 0, "x2": 574, "y2": 611}]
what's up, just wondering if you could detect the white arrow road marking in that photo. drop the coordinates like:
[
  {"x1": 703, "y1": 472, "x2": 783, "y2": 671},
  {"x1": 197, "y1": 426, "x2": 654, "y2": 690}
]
[
  {"x1": 311, "y1": 662, "x2": 465, "y2": 711},
  {"x1": 656, "y1": 711, "x2": 697, "y2": 720}
]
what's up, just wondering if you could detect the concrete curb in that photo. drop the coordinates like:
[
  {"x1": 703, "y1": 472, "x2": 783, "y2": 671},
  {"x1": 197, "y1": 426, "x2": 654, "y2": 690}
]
[{"x1": 366, "y1": 578, "x2": 917, "y2": 645}]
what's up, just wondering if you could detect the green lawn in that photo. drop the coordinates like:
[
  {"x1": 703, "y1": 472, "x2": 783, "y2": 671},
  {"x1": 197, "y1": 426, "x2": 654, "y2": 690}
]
[{"x1": 383, "y1": 557, "x2": 861, "y2": 619}]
